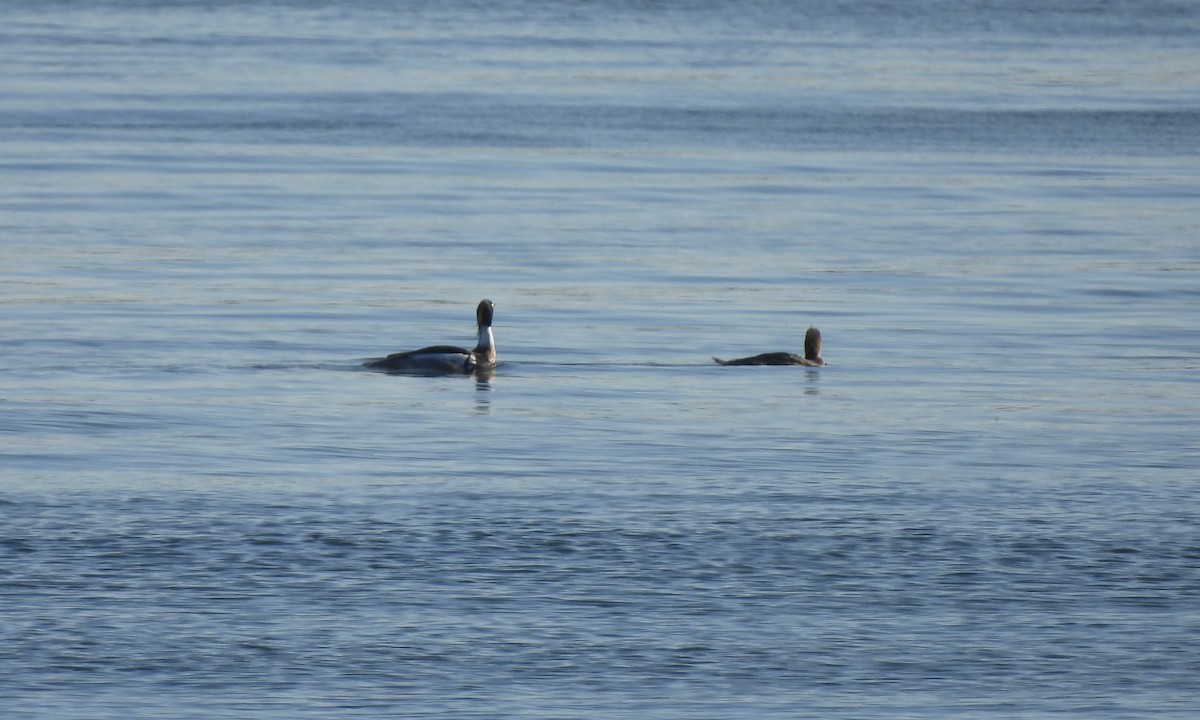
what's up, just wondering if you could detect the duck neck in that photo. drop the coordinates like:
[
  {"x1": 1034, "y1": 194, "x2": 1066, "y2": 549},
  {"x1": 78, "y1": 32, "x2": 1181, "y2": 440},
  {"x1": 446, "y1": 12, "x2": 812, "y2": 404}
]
[{"x1": 475, "y1": 326, "x2": 496, "y2": 364}]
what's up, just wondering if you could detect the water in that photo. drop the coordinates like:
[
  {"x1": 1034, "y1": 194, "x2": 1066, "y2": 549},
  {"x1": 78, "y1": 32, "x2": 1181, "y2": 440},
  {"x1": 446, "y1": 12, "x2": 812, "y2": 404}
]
[{"x1": 3, "y1": 1, "x2": 1199, "y2": 717}]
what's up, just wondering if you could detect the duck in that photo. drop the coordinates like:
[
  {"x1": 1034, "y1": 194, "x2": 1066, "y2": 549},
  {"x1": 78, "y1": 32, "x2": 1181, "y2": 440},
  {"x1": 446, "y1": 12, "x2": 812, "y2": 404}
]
[
  {"x1": 365, "y1": 299, "x2": 496, "y2": 375},
  {"x1": 713, "y1": 326, "x2": 825, "y2": 367}
]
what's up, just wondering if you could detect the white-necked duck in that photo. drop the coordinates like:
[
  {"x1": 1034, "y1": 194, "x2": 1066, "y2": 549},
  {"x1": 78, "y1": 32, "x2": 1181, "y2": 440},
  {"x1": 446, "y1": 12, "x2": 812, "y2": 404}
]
[{"x1": 366, "y1": 299, "x2": 495, "y2": 374}]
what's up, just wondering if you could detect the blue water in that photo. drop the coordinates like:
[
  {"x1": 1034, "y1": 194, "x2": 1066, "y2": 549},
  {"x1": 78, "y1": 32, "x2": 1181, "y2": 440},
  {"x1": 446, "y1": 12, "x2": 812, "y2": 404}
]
[{"x1": 3, "y1": 1, "x2": 1199, "y2": 717}]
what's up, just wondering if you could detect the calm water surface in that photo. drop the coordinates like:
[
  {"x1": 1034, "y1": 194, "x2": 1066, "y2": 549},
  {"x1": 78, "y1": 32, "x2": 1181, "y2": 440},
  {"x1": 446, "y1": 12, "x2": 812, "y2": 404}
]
[{"x1": 2, "y1": 1, "x2": 1199, "y2": 718}]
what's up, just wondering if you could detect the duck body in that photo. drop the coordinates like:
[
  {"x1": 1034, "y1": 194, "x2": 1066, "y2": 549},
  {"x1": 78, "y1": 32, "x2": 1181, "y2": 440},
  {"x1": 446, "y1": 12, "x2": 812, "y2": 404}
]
[
  {"x1": 713, "y1": 352, "x2": 822, "y2": 367},
  {"x1": 367, "y1": 344, "x2": 480, "y2": 374},
  {"x1": 365, "y1": 299, "x2": 496, "y2": 375},
  {"x1": 713, "y1": 326, "x2": 825, "y2": 367}
]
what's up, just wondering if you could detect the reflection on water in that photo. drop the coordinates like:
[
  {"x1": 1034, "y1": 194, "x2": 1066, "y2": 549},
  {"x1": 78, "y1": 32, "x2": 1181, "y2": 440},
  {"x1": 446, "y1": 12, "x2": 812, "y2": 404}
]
[{"x1": 475, "y1": 371, "x2": 494, "y2": 414}]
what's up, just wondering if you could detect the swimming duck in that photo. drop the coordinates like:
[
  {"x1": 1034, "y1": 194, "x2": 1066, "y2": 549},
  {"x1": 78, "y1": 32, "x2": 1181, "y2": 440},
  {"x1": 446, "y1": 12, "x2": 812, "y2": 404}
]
[
  {"x1": 713, "y1": 326, "x2": 825, "y2": 367},
  {"x1": 365, "y1": 299, "x2": 495, "y2": 374}
]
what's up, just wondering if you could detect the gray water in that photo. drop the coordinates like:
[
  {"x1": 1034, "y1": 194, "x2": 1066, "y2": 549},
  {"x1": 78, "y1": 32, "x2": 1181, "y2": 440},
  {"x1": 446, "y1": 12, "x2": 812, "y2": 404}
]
[{"x1": 3, "y1": 1, "x2": 1199, "y2": 717}]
